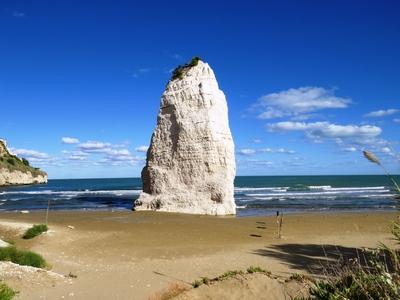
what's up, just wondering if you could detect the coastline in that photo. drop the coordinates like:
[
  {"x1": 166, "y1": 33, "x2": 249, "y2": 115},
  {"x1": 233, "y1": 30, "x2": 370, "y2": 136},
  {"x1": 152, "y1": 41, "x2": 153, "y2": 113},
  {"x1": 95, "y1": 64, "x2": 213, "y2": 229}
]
[{"x1": 0, "y1": 210, "x2": 397, "y2": 299}]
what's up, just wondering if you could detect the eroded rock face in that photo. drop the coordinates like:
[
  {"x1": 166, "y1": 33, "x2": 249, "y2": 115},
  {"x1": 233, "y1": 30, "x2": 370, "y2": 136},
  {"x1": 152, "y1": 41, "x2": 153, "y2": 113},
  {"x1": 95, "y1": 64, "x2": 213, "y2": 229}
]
[
  {"x1": 135, "y1": 60, "x2": 236, "y2": 215},
  {"x1": 0, "y1": 169, "x2": 47, "y2": 186}
]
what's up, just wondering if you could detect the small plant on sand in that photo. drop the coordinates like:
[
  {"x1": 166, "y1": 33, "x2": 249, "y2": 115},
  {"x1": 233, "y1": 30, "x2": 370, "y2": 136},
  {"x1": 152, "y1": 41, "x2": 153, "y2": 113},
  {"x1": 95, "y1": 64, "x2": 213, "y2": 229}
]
[
  {"x1": 217, "y1": 270, "x2": 244, "y2": 280},
  {"x1": 0, "y1": 246, "x2": 47, "y2": 268},
  {"x1": 201, "y1": 277, "x2": 210, "y2": 285},
  {"x1": 22, "y1": 224, "x2": 48, "y2": 239},
  {"x1": 247, "y1": 265, "x2": 270, "y2": 274},
  {"x1": 289, "y1": 273, "x2": 311, "y2": 282},
  {"x1": 191, "y1": 280, "x2": 202, "y2": 288},
  {"x1": 0, "y1": 283, "x2": 17, "y2": 300}
]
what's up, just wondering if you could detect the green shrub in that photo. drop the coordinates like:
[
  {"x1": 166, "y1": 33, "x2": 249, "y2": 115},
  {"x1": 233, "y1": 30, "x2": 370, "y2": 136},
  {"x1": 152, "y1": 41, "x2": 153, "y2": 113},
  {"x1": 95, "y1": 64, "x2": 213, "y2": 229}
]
[
  {"x1": 217, "y1": 270, "x2": 244, "y2": 280},
  {"x1": 247, "y1": 266, "x2": 269, "y2": 274},
  {"x1": 171, "y1": 56, "x2": 202, "y2": 80},
  {"x1": 6, "y1": 158, "x2": 15, "y2": 166},
  {"x1": 192, "y1": 280, "x2": 202, "y2": 288},
  {"x1": 0, "y1": 246, "x2": 46, "y2": 268},
  {"x1": 190, "y1": 56, "x2": 200, "y2": 67},
  {"x1": 22, "y1": 224, "x2": 48, "y2": 239},
  {"x1": 21, "y1": 158, "x2": 30, "y2": 166},
  {"x1": 0, "y1": 283, "x2": 17, "y2": 300}
]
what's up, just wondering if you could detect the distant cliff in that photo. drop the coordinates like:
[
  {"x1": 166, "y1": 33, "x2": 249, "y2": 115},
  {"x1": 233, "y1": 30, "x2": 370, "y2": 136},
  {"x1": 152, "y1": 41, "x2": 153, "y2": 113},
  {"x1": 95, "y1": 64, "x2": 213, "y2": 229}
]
[{"x1": 0, "y1": 139, "x2": 47, "y2": 186}]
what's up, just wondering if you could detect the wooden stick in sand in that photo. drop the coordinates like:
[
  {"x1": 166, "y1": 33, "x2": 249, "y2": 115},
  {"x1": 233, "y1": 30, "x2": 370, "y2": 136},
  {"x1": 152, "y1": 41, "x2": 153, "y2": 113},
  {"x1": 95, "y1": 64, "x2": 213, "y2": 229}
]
[
  {"x1": 276, "y1": 211, "x2": 283, "y2": 239},
  {"x1": 45, "y1": 198, "x2": 51, "y2": 225}
]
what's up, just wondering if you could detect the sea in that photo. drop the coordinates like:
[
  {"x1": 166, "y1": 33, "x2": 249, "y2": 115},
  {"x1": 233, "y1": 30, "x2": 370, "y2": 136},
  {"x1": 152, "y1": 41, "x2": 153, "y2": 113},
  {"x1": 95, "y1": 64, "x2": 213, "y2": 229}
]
[{"x1": 0, "y1": 175, "x2": 399, "y2": 217}]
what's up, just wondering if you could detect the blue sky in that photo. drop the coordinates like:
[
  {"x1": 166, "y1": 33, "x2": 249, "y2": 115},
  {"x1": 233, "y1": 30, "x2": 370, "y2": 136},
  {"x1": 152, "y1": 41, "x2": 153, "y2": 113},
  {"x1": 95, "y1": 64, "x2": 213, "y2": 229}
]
[{"x1": 1, "y1": 1, "x2": 399, "y2": 179}]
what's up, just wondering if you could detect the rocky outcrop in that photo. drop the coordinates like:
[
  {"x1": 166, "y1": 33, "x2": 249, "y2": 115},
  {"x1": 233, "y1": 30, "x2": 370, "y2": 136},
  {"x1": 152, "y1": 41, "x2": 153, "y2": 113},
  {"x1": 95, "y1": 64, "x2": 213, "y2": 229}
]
[
  {"x1": 134, "y1": 58, "x2": 236, "y2": 215},
  {"x1": 0, "y1": 139, "x2": 47, "y2": 186}
]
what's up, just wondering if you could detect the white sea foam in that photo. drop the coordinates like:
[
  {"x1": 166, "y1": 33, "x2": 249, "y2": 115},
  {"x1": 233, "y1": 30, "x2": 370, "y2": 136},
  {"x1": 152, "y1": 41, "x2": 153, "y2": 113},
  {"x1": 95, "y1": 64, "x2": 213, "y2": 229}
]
[
  {"x1": 234, "y1": 187, "x2": 288, "y2": 192},
  {"x1": 0, "y1": 189, "x2": 142, "y2": 196}
]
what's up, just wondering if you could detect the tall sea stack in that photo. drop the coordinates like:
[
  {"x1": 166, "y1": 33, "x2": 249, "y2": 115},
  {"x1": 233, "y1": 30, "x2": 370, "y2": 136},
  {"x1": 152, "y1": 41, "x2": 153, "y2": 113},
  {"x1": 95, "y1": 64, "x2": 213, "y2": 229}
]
[{"x1": 134, "y1": 58, "x2": 236, "y2": 215}]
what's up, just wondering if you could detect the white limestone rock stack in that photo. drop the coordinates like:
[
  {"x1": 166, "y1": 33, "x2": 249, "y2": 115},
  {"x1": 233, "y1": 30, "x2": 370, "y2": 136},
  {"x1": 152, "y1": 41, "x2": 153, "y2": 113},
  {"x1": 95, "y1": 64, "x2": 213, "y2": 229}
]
[{"x1": 135, "y1": 58, "x2": 236, "y2": 215}]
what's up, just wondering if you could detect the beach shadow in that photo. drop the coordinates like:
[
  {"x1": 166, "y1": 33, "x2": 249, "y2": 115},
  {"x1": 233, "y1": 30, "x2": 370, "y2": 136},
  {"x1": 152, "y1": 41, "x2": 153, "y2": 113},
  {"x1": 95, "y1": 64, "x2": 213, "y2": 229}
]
[
  {"x1": 253, "y1": 243, "x2": 370, "y2": 275},
  {"x1": 256, "y1": 226, "x2": 267, "y2": 229},
  {"x1": 256, "y1": 221, "x2": 266, "y2": 225},
  {"x1": 249, "y1": 234, "x2": 262, "y2": 238}
]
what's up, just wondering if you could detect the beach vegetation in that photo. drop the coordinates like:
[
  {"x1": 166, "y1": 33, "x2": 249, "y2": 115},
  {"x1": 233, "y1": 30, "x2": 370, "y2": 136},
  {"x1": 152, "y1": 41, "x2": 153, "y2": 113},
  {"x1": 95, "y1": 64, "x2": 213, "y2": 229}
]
[
  {"x1": 191, "y1": 280, "x2": 202, "y2": 288},
  {"x1": 201, "y1": 277, "x2": 210, "y2": 285},
  {"x1": 21, "y1": 158, "x2": 29, "y2": 166},
  {"x1": 289, "y1": 273, "x2": 311, "y2": 282},
  {"x1": 247, "y1": 265, "x2": 270, "y2": 274},
  {"x1": 171, "y1": 56, "x2": 202, "y2": 81},
  {"x1": 0, "y1": 246, "x2": 47, "y2": 268},
  {"x1": 191, "y1": 266, "x2": 271, "y2": 288},
  {"x1": 22, "y1": 224, "x2": 48, "y2": 239},
  {"x1": 0, "y1": 283, "x2": 17, "y2": 300},
  {"x1": 217, "y1": 270, "x2": 244, "y2": 280}
]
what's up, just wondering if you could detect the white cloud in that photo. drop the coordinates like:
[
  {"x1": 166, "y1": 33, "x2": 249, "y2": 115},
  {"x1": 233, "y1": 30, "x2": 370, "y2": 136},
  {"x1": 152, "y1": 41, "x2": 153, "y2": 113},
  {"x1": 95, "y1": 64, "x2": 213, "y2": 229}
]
[
  {"x1": 393, "y1": 118, "x2": 400, "y2": 123},
  {"x1": 364, "y1": 109, "x2": 399, "y2": 118},
  {"x1": 343, "y1": 146, "x2": 357, "y2": 152},
  {"x1": 11, "y1": 148, "x2": 49, "y2": 159},
  {"x1": 135, "y1": 145, "x2": 149, "y2": 153},
  {"x1": 172, "y1": 53, "x2": 182, "y2": 60},
  {"x1": 63, "y1": 150, "x2": 89, "y2": 161},
  {"x1": 381, "y1": 147, "x2": 392, "y2": 154},
  {"x1": 61, "y1": 137, "x2": 80, "y2": 144},
  {"x1": 104, "y1": 149, "x2": 131, "y2": 157},
  {"x1": 133, "y1": 68, "x2": 151, "y2": 78},
  {"x1": 255, "y1": 87, "x2": 350, "y2": 120},
  {"x1": 267, "y1": 121, "x2": 381, "y2": 140},
  {"x1": 9, "y1": 148, "x2": 58, "y2": 166},
  {"x1": 13, "y1": 11, "x2": 25, "y2": 18},
  {"x1": 78, "y1": 141, "x2": 111, "y2": 152},
  {"x1": 253, "y1": 139, "x2": 262, "y2": 144},
  {"x1": 238, "y1": 148, "x2": 256, "y2": 156},
  {"x1": 260, "y1": 148, "x2": 295, "y2": 154},
  {"x1": 237, "y1": 147, "x2": 295, "y2": 156}
]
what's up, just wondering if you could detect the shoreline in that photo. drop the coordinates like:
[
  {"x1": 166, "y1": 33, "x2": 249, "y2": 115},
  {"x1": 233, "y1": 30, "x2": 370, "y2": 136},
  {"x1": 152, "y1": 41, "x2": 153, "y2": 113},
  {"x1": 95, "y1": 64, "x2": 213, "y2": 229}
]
[
  {"x1": 0, "y1": 207, "x2": 397, "y2": 217},
  {"x1": 0, "y1": 210, "x2": 397, "y2": 299}
]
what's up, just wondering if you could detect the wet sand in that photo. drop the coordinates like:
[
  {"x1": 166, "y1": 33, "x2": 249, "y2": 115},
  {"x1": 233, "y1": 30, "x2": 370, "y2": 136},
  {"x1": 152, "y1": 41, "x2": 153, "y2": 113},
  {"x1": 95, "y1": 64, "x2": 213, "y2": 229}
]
[{"x1": 0, "y1": 210, "x2": 397, "y2": 299}]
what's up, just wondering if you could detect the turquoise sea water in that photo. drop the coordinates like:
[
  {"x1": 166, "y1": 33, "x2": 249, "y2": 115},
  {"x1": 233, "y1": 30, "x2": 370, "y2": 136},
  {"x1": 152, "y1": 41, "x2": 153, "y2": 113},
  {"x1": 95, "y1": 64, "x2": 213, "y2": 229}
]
[{"x1": 0, "y1": 175, "x2": 399, "y2": 216}]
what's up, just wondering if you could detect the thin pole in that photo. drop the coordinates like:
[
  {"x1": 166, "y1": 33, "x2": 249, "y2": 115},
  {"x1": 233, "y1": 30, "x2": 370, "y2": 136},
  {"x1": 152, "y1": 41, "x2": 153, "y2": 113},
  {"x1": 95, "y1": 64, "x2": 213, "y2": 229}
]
[{"x1": 45, "y1": 198, "x2": 50, "y2": 225}]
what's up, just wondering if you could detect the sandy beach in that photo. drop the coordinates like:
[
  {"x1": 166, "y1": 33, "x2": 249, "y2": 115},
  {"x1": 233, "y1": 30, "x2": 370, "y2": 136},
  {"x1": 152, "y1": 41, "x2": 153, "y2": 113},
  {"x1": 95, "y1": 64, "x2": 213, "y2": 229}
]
[{"x1": 0, "y1": 210, "x2": 397, "y2": 299}]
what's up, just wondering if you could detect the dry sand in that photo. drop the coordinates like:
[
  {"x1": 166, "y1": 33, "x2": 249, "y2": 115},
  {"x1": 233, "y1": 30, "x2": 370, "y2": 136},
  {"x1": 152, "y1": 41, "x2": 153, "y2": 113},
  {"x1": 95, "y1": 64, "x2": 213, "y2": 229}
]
[{"x1": 0, "y1": 210, "x2": 397, "y2": 299}]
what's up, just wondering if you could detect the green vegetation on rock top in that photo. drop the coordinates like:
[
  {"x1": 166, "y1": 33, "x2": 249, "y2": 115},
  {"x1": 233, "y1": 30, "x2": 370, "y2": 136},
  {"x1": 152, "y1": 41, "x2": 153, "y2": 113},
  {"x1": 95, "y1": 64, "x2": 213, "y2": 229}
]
[{"x1": 171, "y1": 56, "x2": 202, "y2": 81}]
